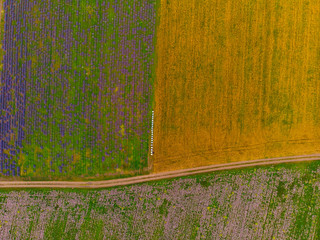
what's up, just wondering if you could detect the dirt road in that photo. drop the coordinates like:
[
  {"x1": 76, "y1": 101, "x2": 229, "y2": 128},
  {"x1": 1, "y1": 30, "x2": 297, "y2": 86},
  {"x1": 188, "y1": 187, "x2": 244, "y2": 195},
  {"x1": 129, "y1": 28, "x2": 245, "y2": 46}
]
[{"x1": 0, "y1": 153, "x2": 319, "y2": 189}]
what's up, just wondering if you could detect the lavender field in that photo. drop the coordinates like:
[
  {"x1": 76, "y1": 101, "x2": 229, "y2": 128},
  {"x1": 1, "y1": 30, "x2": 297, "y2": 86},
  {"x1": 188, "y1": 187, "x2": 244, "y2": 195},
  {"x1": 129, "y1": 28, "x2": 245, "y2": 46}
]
[
  {"x1": 0, "y1": 0, "x2": 157, "y2": 179},
  {"x1": 0, "y1": 161, "x2": 318, "y2": 239}
]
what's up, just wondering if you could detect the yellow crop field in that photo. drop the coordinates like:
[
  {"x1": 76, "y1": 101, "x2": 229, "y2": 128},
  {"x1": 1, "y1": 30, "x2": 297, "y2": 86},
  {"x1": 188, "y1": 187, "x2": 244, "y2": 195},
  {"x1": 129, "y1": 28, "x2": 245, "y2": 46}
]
[{"x1": 154, "y1": 0, "x2": 320, "y2": 173}]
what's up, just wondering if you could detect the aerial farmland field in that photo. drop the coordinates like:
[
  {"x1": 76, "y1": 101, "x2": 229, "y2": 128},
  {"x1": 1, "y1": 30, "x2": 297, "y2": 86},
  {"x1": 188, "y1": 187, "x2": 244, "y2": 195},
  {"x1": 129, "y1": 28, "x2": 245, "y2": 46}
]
[
  {"x1": 0, "y1": 160, "x2": 320, "y2": 239},
  {"x1": 0, "y1": 0, "x2": 157, "y2": 180},
  {"x1": 1, "y1": 0, "x2": 320, "y2": 181},
  {"x1": 1, "y1": 0, "x2": 320, "y2": 239},
  {"x1": 154, "y1": 0, "x2": 320, "y2": 173}
]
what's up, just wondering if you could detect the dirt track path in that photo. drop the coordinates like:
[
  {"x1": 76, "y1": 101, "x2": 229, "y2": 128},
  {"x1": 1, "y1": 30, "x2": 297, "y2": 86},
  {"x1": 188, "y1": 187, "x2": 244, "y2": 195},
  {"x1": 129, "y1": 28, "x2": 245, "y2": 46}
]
[{"x1": 0, "y1": 153, "x2": 319, "y2": 189}]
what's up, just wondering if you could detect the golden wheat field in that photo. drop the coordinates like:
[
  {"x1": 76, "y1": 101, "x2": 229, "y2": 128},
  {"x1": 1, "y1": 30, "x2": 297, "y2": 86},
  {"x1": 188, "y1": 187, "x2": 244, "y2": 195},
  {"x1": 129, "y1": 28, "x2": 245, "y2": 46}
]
[{"x1": 153, "y1": 0, "x2": 320, "y2": 173}]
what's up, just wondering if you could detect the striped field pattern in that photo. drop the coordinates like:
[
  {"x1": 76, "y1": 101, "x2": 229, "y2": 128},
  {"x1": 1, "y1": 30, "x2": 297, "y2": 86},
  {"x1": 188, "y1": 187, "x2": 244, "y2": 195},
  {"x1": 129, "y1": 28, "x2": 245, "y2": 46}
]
[
  {"x1": 0, "y1": 0, "x2": 157, "y2": 180},
  {"x1": 2, "y1": 0, "x2": 320, "y2": 179}
]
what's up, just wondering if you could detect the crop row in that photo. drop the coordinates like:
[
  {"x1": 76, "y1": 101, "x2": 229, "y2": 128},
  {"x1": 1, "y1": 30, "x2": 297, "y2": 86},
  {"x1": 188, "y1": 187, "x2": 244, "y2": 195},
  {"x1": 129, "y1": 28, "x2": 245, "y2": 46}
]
[{"x1": 0, "y1": 0, "x2": 157, "y2": 179}]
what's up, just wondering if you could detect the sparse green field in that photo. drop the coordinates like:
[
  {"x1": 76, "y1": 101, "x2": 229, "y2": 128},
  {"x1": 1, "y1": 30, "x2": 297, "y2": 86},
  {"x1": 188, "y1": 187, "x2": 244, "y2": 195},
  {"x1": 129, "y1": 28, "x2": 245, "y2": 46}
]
[{"x1": 0, "y1": 160, "x2": 319, "y2": 239}]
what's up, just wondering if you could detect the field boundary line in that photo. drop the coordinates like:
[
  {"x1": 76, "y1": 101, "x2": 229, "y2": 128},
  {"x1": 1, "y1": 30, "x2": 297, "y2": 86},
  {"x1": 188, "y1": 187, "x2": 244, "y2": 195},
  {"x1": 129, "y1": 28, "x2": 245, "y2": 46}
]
[{"x1": 0, "y1": 153, "x2": 319, "y2": 189}]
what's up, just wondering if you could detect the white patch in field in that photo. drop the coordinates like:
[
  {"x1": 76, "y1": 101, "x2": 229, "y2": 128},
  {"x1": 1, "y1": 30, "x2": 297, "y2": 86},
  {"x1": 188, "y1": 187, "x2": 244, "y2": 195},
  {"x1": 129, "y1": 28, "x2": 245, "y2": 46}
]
[{"x1": 151, "y1": 111, "x2": 154, "y2": 155}]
